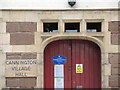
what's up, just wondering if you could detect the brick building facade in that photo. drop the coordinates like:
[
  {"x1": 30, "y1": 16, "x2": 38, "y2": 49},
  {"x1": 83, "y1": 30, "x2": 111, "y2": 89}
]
[{"x1": 0, "y1": 8, "x2": 119, "y2": 89}]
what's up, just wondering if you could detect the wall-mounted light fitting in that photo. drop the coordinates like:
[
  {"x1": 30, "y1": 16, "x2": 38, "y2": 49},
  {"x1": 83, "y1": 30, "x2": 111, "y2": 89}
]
[{"x1": 68, "y1": 0, "x2": 76, "y2": 7}]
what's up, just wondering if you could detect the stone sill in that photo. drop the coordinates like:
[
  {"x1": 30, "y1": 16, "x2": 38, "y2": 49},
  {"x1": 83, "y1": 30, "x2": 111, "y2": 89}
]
[{"x1": 41, "y1": 32, "x2": 104, "y2": 37}]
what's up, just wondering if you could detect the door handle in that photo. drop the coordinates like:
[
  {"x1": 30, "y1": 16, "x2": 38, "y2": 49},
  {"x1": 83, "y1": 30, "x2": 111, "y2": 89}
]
[{"x1": 74, "y1": 85, "x2": 83, "y2": 89}]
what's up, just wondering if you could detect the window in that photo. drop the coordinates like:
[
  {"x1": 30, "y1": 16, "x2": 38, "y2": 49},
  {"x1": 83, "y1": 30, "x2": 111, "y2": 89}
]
[
  {"x1": 65, "y1": 23, "x2": 80, "y2": 32},
  {"x1": 43, "y1": 23, "x2": 58, "y2": 32},
  {"x1": 87, "y1": 22, "x2": 101, "y2": 32}
]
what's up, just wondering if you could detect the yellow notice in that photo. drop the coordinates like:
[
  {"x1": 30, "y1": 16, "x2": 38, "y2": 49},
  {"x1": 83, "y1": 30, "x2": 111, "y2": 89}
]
[{"x1": 76, "y1": 64, "x2": 83, "y2": 73}]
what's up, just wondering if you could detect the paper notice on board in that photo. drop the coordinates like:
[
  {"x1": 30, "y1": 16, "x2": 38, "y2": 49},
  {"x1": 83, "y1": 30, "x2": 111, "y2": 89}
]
[
  {"x1": 54, "y1": 65, "x2": 64, "y2": 77},
  {"x1": 54, "y1": 78, "x2": 64, "y2": 88},
  {"x1": 54, "y1": 65, "x2": 64, "y2": 89}
]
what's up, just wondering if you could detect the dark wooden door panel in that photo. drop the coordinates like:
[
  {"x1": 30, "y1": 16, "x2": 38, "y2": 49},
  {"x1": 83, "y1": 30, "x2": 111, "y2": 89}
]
[
  {"x1": 71, "y1": 40, "x2": 101, "y2": 88},
  {"x1": 44, "y1": 40, "x2": 72, "y2": 88}
]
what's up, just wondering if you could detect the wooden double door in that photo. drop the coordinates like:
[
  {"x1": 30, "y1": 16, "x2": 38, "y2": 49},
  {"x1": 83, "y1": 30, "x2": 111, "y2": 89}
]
[{"x1": 44, "y1": 39, "x2": 101, "y2": 88}]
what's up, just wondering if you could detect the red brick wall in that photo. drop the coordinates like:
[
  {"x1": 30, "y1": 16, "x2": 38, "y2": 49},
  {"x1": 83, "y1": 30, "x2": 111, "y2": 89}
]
[
  {"x1": 109, "y1": 53, "x2": 120, "y2": 87},
  {"x1": 6, "y1": 78, "x2": 36, "y2": 88},
  {"x1": 6, "y1": 22, "x2": 37, "y2": 45},
  {"x1": 109, "y1": 21, "x2": 120, "y2": 88},
  {"x1": 6, "y1": 52, "x2": 37, "y2": 59},
  {"x1": 109, "y1": 21, "x2": 120, "y2": 45}
]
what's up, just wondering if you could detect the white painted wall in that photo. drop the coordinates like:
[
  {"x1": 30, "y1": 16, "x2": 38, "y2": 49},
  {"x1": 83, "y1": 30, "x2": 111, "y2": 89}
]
[{"x1": 0, "y1": 0, "x2": 119, "y2": 9}]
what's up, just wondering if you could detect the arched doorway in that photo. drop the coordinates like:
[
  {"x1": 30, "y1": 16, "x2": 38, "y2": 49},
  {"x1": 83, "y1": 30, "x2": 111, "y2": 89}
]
[{"x1": 44, "y1": 39, "x2": 101, "y2": 88}]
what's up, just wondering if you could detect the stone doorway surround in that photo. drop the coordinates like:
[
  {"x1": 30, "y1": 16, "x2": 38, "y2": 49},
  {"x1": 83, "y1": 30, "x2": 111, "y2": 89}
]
[{"x1": 38, "y1": 35, "x2": 111, "y2": 88}]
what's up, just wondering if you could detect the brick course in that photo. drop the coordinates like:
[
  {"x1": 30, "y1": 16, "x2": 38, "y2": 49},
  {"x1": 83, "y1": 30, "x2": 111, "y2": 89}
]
[
  {"x1": 10, "y1": 88, "x2": 34, "y2": 90},
  {"x1": 109, "y1": 53, "x2": 120, "y2": 87},
  {"x1": 111, "y1": 34, "x2": 120, "y2": 45},
  {"x1": 6, "y1": 78, "x2": 36, "y2": 88},
  {"x1": 109, "y1": 53, "x2": 120, "y2": 64},
  {"x1": 109, "y1": 76, "x2": 120, "y2": 87},
  {"x1": 111, "y1": 68, "x2": 119, "y2": 75},
  {"x1": 109, "y1": 21, "x2": 120, "y2": 45},
  {"x1": 108, "y1": 21, "x2": 120, "y2": 34},
  {"x1": 10, "y1": 33, "x2": 34, "y2": 45},
  {"x1": 6, "y1": 52, "x2": 37, "y2": 59},
  {"x1": 6, "y1": 22, "x2": 37, "y2": 45},
  {"x1": 6, "y1": 22, "x2": 37, "y2": 33},
  {"x1": 6, "y1": 78, "x2": 19, "y2": 87}
]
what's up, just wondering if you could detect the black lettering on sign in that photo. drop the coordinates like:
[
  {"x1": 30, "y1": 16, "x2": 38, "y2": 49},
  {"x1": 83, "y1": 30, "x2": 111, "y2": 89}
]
[
  {"x1": 12, "y1": 66, "x2": 31, "y2": 71},
  {"x1": 6, "y1": 60, "x2": 37, "y2": 65},
  {"x1": 15, "y1": 73, "x2": 27, "y2": 77}
]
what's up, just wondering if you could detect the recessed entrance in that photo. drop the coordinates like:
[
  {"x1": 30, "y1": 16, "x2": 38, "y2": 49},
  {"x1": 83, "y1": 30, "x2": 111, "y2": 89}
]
[{"x1": 44, "y1": 39, "x2": 101, "y2": 88}]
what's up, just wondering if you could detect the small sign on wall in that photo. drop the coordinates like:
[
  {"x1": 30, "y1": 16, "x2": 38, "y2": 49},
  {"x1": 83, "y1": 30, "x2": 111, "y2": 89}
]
[
  {"x1": 5, "y1": 59, "x2": 37, "y2": 77},
  {"x1": 52, "y1": 55, "x2": 67, "y2": 65},
  {"x1": 76, "y1": 64, "x2": 83, "y2": 73}
]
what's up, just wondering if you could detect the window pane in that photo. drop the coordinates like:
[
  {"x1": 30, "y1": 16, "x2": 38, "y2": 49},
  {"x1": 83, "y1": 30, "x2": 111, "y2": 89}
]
[
  {"x1": 65, "y1": 23, "x2": 80, "y2": 32},
  {"x1": 44, "y1": 23, "x2": 58, "y2": 32},
  {"x1": 87, "y1": 22, "x2": 101, "y2": 32}
]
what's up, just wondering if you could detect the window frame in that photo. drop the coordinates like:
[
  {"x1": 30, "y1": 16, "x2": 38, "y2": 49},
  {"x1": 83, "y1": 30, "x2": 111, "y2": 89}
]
[
  {"x1": 63, "y1": 19, "x2": 81, "y2": 33},
  {"x1": 85, "y1": 19, "x2": 104, "y2": 32},
  {"x1": 41, "y1": 19, "x2": 59, "y2": 33},
  {"x1": 43, "y1": 22, "x2": 58, "y2": 32},
  {"x1": 65, "y1": 22, "x2": 80, "y2": 32}
]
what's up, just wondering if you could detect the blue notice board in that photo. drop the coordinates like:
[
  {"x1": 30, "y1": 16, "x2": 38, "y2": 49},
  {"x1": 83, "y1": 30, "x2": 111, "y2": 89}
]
[{"x1": 52, "y1": 55, "x2": 67, "y2": 65}]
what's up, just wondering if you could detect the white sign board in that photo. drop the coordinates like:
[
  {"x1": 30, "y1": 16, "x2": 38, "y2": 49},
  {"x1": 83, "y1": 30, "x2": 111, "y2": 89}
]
[
  {"x1": 76, "y1": 64, "x2": 83, "y2": 73},
  {"x1": 54, "y1": 65, "x2": 64, "y2": 88}
]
